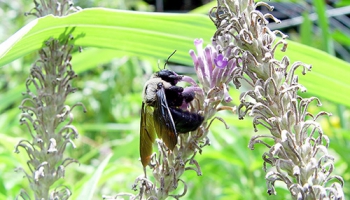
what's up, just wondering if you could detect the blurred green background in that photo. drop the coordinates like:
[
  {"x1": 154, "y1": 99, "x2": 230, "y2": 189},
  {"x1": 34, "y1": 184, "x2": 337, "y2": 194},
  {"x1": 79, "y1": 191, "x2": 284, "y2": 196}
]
[{"x1": 0, "y1": 0, "x2": 350, "y2": 199}]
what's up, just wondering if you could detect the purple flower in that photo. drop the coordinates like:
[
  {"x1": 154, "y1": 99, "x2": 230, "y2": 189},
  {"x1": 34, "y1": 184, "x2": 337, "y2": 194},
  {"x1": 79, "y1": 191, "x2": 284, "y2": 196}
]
[
  {"x1": 214, "y1": 54, "x2": 228, "y2": 69},
  {"x1": 194, "y1": 38, "x2": 203, "y2": 50}
]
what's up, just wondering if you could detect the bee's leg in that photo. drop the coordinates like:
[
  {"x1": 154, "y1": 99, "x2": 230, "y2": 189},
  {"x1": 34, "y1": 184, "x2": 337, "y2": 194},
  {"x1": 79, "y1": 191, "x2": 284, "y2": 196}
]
[
  {"x1": 143, "y1": 167, "x2": 147, "y2": 178},
  {"x1": 167, "y1": 85, "x2": 183, "y2": 93},
  {"x1": 181, "y1": 90, "x2": 195, "y2": 103},
  {"x1": 165, "y1": 86, "x2": 184, "y2": 107}
]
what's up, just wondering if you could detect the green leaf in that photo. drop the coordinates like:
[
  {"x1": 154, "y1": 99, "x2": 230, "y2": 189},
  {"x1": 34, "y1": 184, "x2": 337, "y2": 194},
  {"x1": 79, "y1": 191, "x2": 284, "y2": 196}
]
[
  {"x1": 314, "y1": 0, "x2": 334, "y2": 54},
  {"x1": 0, "y1": 8, "x2": 215, "y2": 67},
  {"x1": 279, "y1": 40, "x2": 350, "y2": 106},
  {"x1": 1, "y1": 8, "x2": 350, "y2": 108},
  {"x1": 74, "y1": 154, "x2": 112, "y2": 200},
  {"x1": 0, "y1": 176, "x2": 6, "y2": 197},
  {"x1": 189, "y1": 1, "x2": 216, "y2": 14},
  {"x1": 332, "y1": 30, "x2": 350, "y2": 46},
  {"x1": 300, "y1": 12, "x2": 312, "y2": 46}
]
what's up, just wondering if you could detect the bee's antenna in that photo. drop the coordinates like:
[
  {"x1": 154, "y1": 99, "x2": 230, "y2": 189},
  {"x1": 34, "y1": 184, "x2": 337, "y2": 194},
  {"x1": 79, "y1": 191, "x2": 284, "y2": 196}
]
[
  {"x1": 163, "y1": 50, "x2": 177, "y2": 69},
  {"x1": 157, "y1": 60, "x2": 161, "y2": 70}
]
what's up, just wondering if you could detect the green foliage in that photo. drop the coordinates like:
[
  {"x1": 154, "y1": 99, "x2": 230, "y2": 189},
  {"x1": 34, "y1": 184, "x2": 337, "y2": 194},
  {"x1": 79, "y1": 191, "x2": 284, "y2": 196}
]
[
  {"x1": 1, "y1": 8, "x2": 350, "y2": 107},
  {"x1": 313, "y1": 0, "x2": 334, "y2": 54},
  {"x1": 0, "y1": 0, "x2": 349, "y2": 199}
]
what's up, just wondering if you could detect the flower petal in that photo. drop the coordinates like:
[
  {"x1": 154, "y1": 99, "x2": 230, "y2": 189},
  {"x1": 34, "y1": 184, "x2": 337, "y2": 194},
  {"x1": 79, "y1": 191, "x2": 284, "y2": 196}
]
[{"x1": 214, "y1": 54, "x2": 228, "y2": 69}]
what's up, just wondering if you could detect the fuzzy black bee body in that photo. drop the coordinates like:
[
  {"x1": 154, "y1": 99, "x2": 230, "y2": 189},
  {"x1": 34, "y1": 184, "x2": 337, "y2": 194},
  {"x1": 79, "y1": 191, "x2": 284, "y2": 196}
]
[
  {"x1": 169, "y1": 107, "x2": 204, "y2": 133},
  {"x1": 140, "y1": 69, "x2": 204, "y2": 167}
]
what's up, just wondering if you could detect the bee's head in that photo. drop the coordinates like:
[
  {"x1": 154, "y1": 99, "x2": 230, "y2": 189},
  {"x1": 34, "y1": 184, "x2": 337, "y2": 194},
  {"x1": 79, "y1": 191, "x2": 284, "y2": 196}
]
[{"x1": 156, "y1": 69, "x2": 183, "y2": 85}]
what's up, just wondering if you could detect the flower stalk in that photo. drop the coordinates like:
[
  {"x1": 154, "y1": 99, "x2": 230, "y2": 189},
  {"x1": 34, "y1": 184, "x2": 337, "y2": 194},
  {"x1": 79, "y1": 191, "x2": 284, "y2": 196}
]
[
  {"x1": 15, "y1": 1, "x2": 83, "y2": 199},
  {"x1": 25, "y1": 0, "x2": 80, "y2": 17},
  {"x1": 207, "y1": 0, "x2": 344, "y2": 199},
  {"x1": 16, "y1": 36, "x2": 84, "y2": 200}
]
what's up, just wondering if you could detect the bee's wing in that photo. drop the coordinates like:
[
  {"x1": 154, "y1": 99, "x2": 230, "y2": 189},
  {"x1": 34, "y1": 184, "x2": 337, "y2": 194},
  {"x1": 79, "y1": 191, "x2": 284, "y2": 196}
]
[
  {"x1": 153, "y1": 86, "x2": 177, "y2": 150},
  {"x1": 140, "y1": 102, "x2": 156, "y2": 167}
]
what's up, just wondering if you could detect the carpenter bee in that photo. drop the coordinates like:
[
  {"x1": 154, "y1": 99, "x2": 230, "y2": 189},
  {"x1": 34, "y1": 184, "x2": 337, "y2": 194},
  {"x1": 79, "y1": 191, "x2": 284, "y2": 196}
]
[{"x1": 140, "y1": 52, "x2": 204, "y2": 167}]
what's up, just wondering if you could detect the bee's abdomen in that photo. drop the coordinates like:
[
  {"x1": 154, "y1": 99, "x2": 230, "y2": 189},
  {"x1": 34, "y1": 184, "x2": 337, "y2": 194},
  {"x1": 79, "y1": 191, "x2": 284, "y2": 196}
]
[{"x1": 170, "y1": 107, "x2": 204, "y2": 133}]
